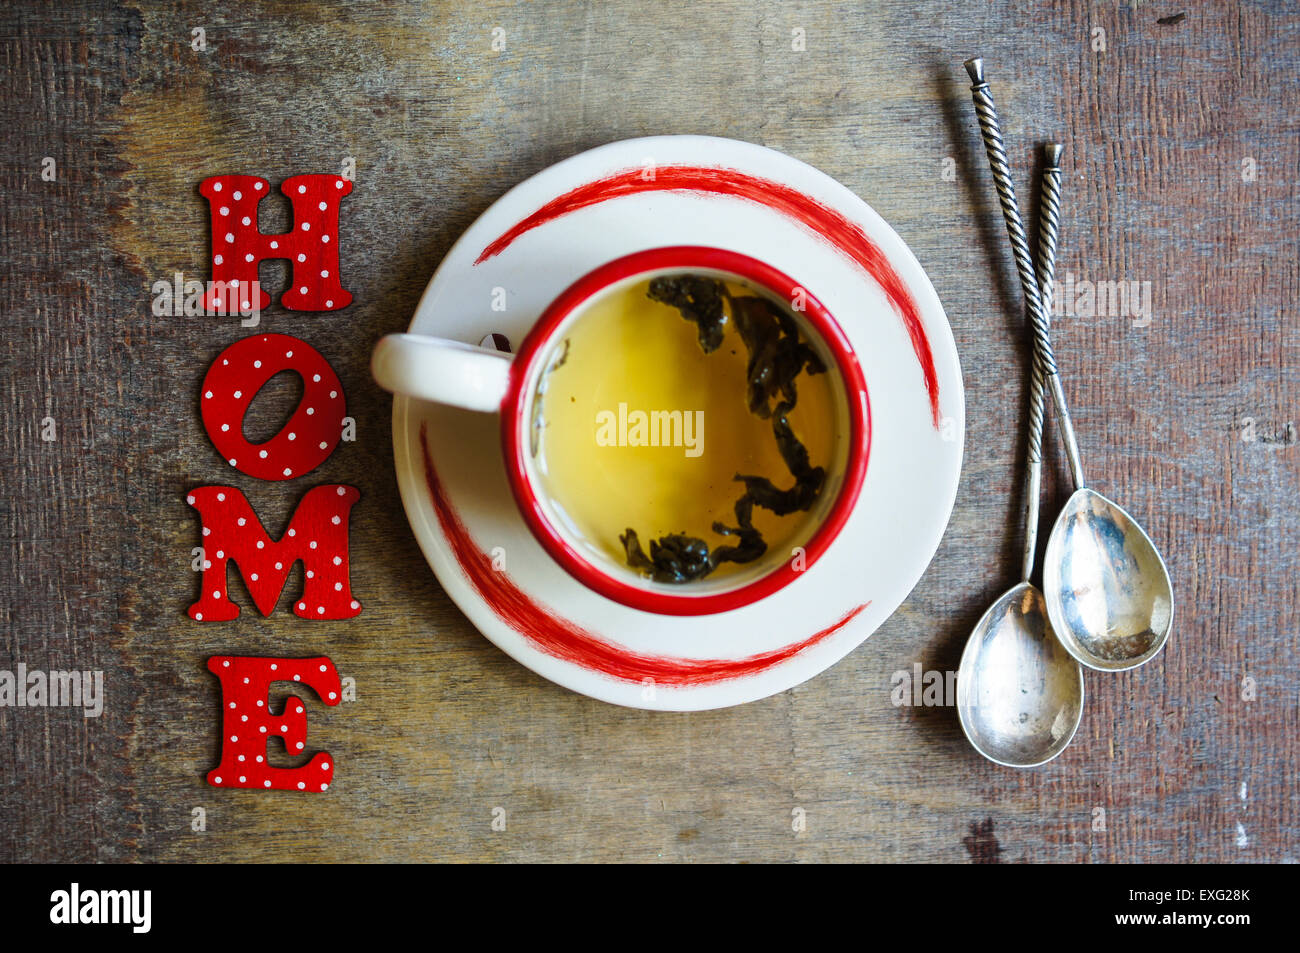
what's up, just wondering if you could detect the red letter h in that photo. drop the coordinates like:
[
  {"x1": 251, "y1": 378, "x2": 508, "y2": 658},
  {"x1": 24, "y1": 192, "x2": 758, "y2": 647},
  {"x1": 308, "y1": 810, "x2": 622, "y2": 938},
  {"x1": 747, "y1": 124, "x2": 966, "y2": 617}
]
[{"x1": 199, "y1": 174, "x2": 352, "y2": 312}]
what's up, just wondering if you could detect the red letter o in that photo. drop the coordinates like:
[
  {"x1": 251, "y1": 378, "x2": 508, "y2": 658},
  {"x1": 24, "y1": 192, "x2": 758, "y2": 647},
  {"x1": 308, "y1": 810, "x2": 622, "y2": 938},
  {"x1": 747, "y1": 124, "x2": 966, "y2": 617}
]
[{"x1": 200, "y1": 333, "x2": 346, "y2": 481}]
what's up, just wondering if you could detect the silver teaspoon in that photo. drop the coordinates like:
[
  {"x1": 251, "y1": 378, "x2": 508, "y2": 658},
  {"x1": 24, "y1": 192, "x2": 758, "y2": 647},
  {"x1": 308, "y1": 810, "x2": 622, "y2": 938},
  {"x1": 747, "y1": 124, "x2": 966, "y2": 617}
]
[
  {"x1": 964, "y1": 59, "x2": 1174, "y2": 674},
  {"x1": 956, "y1": 143, "x2": 1084, "y2": 768}
]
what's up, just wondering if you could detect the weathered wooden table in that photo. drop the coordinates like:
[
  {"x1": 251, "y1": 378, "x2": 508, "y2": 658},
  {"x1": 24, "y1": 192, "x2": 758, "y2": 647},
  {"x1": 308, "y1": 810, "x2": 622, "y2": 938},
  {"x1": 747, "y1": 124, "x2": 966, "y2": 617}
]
[{"x1": 2, "y1": 0, "x2": 1295, "y2": 862}]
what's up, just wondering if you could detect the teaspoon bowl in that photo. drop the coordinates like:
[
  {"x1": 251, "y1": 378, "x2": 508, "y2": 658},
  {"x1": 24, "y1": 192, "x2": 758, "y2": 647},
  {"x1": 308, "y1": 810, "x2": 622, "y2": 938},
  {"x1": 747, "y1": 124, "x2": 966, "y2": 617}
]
[
  {"x1": 957, "y1": 582, "x2": 1085, "y2": 767},
  {"x1": 1043, "y1": 487, "x2": 1174, "y2": 672}
]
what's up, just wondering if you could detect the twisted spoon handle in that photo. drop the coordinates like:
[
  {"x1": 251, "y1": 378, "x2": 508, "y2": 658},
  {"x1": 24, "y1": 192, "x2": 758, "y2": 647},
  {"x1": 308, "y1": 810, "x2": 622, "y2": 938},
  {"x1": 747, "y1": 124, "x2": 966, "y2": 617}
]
[
  {"x1": 964, "y1": 58, "x2": 1087, "y2": 496},
  {"x1": 1021, "y1": 145, "x2": 1064, "y2": 581}
]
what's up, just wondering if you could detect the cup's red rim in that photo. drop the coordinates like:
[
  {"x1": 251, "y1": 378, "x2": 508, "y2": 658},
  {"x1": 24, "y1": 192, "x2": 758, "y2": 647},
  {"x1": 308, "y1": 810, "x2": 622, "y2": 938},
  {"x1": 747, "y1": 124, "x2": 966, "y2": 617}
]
[{"x1": 500, "y1": 246, "x2": 871, "y2": 616}]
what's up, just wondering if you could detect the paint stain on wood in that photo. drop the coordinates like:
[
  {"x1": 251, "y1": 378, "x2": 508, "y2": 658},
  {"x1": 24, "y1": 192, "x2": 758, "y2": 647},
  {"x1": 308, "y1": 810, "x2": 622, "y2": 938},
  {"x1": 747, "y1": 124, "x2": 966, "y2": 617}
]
[{"x1": 962, "y1": 818, "x2": 1003, "y2": 864}]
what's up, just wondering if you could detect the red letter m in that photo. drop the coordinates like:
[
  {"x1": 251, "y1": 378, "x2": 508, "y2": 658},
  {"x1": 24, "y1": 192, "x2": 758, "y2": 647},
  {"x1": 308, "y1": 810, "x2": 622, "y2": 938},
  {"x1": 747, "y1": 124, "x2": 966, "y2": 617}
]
[{"x1": 188, "y1": 485, "x2": 361, "y2": 621}]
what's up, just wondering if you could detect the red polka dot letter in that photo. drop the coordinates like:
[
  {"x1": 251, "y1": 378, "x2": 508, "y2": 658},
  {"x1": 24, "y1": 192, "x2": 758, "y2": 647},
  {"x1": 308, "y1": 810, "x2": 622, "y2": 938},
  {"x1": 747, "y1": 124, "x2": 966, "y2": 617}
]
[
  {"x1": 187, "y1": 485, "x2": 362, "y2": 621},
  {"x1": 199, "y1": 173, "x2": 352, "y2": 312},
  {"x1": 207, "y1": 655, "x2": 341, "y2": 792}
]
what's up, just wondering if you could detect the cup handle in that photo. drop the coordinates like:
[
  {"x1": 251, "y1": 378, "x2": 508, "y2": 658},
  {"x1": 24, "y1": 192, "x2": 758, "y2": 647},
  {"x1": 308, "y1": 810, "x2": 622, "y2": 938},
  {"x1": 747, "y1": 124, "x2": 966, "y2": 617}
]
[{"x1": 371, "y1": 333, "x2": 513, "y2": 413}]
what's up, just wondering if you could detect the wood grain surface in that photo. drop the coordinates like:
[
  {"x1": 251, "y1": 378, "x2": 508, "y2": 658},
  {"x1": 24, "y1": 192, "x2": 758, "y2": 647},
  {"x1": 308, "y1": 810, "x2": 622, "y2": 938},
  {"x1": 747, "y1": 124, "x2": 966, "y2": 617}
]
[{"x1": 1, "y1": 0, "x2": 1295, "y2": 863}]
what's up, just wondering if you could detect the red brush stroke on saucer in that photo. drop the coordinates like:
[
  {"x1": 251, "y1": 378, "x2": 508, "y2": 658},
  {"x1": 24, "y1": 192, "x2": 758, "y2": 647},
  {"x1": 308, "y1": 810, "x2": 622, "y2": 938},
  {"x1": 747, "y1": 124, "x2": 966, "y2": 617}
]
[
  {"x1": 474, "y1": 164, "x2": 941, "y2": 427},
  {"x1": 421, "y1": 424, "x2": 868, "y2": 688}
]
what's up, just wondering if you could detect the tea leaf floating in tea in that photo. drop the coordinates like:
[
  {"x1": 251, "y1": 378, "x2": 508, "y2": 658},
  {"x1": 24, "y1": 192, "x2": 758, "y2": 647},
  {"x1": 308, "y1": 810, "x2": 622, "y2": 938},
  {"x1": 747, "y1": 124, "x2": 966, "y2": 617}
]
[
  {"x1": 647, "y1": 276, "x2": 728, "y2": 353},
  {"x1": 735, "y1": 399, "x2": 825, "y2": 516},
  {"x1": 622, "y1": 276, "x2": 827, "y2": 583},
  {"x1": 730, "y1": 295, "x2": 827, "y2": 418},
  {"x1": 620, "y1": 495, "x2": 768, "y2": 584},
  {"x1": 709, "y1": 495, "x2": 767, "y2": 564},
  {"x1": 619, "y1": 529, "x2": 715, "y2": 583}
]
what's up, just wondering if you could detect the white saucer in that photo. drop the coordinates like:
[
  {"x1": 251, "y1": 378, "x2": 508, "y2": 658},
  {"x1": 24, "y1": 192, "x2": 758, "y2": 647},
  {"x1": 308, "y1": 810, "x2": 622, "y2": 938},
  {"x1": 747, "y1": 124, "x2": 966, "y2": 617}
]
[{"x1": 391, "y1": 135, "x2": 963, "y2": 711}]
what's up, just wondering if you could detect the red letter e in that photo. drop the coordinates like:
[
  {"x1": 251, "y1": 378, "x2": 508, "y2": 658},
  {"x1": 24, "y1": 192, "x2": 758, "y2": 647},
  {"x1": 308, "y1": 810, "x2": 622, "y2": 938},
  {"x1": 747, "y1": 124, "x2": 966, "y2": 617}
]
[{"x1": 208, "y1": 655, "x2": 341, "y2": 792}]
